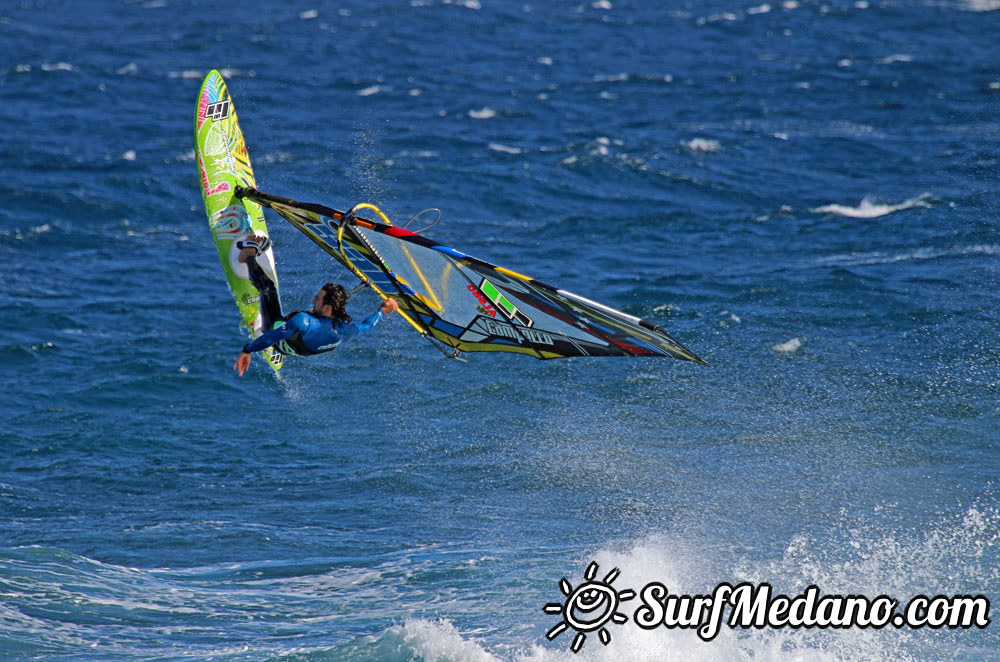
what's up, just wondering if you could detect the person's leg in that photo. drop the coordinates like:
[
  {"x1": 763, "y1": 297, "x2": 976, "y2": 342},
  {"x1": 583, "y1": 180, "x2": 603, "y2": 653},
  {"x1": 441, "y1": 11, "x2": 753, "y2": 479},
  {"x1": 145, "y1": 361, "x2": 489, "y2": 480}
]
[{"x1": 244, "y1": 251, "x2": 283, "y2": 331}]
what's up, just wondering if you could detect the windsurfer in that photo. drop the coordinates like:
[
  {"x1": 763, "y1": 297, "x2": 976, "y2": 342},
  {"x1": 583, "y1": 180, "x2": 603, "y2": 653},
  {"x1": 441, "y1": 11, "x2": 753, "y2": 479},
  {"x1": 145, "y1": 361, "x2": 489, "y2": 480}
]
[{"x1": 233, "y1": 235, "x2": 398, "y2": 376}]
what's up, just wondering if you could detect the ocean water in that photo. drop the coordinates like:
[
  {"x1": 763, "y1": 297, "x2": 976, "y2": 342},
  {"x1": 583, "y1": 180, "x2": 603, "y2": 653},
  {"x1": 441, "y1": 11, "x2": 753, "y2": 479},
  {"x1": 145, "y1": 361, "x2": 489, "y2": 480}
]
[{"x1": 2, "y1": 0, "x2": 999, "y2": 660}]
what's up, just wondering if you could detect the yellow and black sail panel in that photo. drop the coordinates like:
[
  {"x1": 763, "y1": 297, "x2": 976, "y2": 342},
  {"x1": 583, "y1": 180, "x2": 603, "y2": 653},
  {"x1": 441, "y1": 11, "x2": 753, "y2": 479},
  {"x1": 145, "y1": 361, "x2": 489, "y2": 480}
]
[{"x1": 235, "y1": 187, "x2": 706, "y2": 364}]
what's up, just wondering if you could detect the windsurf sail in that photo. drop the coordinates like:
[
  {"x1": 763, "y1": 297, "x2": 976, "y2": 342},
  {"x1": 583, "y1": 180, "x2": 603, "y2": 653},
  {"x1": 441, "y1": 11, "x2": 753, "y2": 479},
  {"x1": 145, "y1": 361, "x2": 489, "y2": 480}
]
[{"x1": 235, "y1": 186, "x2": 706, "y2": 364}]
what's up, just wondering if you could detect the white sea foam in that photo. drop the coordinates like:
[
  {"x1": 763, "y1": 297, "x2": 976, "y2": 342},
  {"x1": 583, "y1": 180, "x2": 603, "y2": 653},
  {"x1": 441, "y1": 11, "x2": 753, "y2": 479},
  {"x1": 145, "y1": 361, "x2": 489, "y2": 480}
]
[
  {"x1": 5, "y1": 505, "x2": 997, "y2": 661},
  {"x1": 772, "y1": 337, "x2": 802, "y2": 353},
  {"x1": 525, "y1": 513, "x2": 996, "y2": 660},
  {"x1": 812, "y1": 193, "x2": 931, "y2": 218},
  {"x1": 169, "y1": 68, "x2": 252, "y2": 80},
  {"x1": 877, "y1": 54, "x2": 913, "y2": 65},
  {"x1": 592, "y1": 137, "x2": 611, "y2": 156},
  {"x1": 4, "y1": 222, "x2": 55, "y2": 242},
  {"x1": 357, "y1": 85, "x2": 385, "y2": 96},
  {"x1": 489, "y1": 143, "x2": 523, "y2": 154},
  {"x1": 398, "y1": 619, "x2": 503, "y2": 662},
  {"x1": 396, "y1": 149, "x2": 440, "y2": 159},
  {"x1": 963, "y1": 0, "x2": 1000, "y2": 10},
  {"x1": 814, "y1": 243, "x2": 1000, "y2": 268},
  {"x1": 701, "y1": 12, "x2": 739, "y2": 23},
  {"x1": 522, "y1": 537, "x2": 861, "y2": 660},
  {"x1": 299, "y1": 9, "x2": 318, "y2": 19},
  {"x1": 169, "y1": 70, "x2": 205, "y2": 79},
  {"x1": 438, "y1": 0, "x2": 482, "y2": 8},
  {"x1": 682, "y1": 138, "x2": 721, "y2": 153},
  {"x1": 469, "y1": 107, "x2": 497, "y2": 120},
  {"x1": 258, "y1": 151, "x2": 295, "y2": 164}
]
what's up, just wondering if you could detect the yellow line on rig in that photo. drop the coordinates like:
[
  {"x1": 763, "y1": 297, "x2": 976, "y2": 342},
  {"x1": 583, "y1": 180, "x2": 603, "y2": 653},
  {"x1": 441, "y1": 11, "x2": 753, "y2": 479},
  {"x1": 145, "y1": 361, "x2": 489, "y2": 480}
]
[
  {"x1": 494, "y1": 266, "x2": 533, "y2": 282},
  {"x1": 349, "y1": 203, "x2": 444, "y2": 312},
  {"x1": 335, "y1": 216, "x2": 427, "y2": 337}
]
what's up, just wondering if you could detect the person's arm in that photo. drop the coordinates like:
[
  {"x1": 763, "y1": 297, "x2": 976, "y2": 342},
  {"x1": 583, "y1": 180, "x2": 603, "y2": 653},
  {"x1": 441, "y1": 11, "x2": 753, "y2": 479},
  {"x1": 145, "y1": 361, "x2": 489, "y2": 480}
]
[
  {"x1": 335, "y1": 311, "x2": 381, "y2": 346},
  {"x1": 233, "y1": 315, "x2": 307, "y2": 376},
  {"x1": 244, "y1": 321, "x2": 297, "y2": 354},
  {"x1": 355, "y1": 298, "x2": 399, "y2": 335},
  {"x1": 335, "y1": 298, "x2": 398, "y2": 344}
]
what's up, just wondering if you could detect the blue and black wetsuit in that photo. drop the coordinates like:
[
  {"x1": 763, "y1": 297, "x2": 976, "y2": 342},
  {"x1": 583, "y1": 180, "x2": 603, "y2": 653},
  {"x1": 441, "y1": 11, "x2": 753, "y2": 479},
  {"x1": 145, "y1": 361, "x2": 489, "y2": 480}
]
[{"x1": 243, "y1": 257, "x2": 382, "y2": 356}]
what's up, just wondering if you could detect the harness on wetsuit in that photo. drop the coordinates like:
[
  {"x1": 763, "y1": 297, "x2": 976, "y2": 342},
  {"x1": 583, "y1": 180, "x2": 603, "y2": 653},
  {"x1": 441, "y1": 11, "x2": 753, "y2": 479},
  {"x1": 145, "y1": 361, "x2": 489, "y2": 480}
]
[{"x1": 269, "y1": 311, "x2": 313, "y2": 356}]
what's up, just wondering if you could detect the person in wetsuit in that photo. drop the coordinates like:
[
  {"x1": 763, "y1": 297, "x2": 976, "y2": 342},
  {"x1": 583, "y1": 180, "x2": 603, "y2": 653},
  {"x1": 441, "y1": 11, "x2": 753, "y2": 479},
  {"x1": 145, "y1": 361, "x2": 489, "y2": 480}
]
[{"x1": 233, "y1": 235, "x2": 399, "y2": 376}]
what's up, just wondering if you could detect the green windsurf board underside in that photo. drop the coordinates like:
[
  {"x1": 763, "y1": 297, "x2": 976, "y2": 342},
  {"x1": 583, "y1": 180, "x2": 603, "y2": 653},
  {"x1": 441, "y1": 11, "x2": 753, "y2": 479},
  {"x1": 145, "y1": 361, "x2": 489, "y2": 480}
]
[{"x1": 194, "y1": 69, "x2": 283, "y2": 371}]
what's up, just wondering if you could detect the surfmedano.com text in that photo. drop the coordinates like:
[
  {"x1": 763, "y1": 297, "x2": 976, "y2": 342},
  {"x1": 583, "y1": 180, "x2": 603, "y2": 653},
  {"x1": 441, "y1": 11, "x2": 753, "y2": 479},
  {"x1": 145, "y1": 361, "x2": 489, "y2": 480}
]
[{"x1": 634, "y1": 582, "x2": 991, "y2": 641}]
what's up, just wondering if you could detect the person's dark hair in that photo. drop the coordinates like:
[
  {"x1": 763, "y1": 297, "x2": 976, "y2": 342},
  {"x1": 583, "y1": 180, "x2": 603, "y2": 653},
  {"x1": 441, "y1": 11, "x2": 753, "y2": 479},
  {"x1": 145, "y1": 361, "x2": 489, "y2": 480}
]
[{"x1": 321, "y1": 282, "x2": 351, "y2": 323}]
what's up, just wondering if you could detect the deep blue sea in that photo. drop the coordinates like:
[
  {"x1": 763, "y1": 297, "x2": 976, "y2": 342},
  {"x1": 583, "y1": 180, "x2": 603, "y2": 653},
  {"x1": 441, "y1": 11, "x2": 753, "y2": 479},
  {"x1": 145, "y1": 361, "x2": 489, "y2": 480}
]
[{"x1": 2, "y1": 1, "x2": 999, "y2": 660}]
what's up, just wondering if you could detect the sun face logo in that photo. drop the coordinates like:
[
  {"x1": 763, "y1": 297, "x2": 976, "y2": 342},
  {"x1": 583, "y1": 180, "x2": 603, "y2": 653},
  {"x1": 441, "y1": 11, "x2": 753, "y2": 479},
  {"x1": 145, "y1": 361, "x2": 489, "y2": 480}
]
[{"x1": 543, "y1": 561, "x2": 635, "y2": 653}]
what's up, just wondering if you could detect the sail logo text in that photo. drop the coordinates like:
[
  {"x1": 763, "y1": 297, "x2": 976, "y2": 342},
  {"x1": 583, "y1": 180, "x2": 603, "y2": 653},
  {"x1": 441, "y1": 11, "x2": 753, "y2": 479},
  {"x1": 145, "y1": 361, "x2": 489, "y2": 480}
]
[
  {"x1": 206, "y1": 100, "x2": 231, "y2": 121},
  {"x1": 468, "y1": 284, "x2": 497, "y2": 318},
  {"x1": 481, "y1": 318, "x2": 554, "y2": 345}
]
